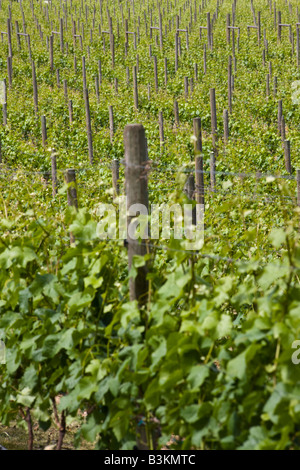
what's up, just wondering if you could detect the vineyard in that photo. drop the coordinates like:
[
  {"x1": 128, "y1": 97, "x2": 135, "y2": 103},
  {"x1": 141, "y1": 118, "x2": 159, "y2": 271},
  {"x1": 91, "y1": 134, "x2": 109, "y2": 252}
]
[{"x1": 0, "y1": 0, "x2": 300, "y2": 451}]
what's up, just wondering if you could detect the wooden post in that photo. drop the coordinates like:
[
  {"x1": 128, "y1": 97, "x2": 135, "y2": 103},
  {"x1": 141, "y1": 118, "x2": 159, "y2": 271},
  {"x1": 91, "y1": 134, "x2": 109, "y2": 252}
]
[
  {"x1": 60, "y1": 17, "x2": 64, "y2": 53},
  {"x1": 68, "y1": 99, "x2": 73, "y2": 124},
  {"x1": 41, "y1": 115, "x2": 47, "y2": 147},
  {"x1": 65, "y1": 170, "x2": 78, "y2": 209},
  {"x1": 159, "y1": 12, "x2": 163, "y2": 51},
  {"x1": 84, "y1": 88, "x2": 93, "y2": 164},
  {"x1": 110, "y1": 32, "x2": 115, "y2": 68},
  {"x1": 7, "y1": 57, "x2": 12, "y2": 90},
  {"x1": 50, "y1": 34, "x2": 54, "y2": 71},
  {"x1": 175, "y1": 33, "x2": 179, "y2": 72},
  {"x1": 226, "y1": 13, "x2": 231, "y2": 44},
  {"x1": 184, "y1": 76, "x2": 189, "y2": 99},
  {"x1": 228, "y1": 56, "x2": 232, "y2": 114},
  {"x1": 27, "y1": 34, "x2": 32, "y2": 61},
  {"x1": 277, "y1": 11, "x2": 281, "y2": 42},
  {"x1": 284, "y1": 140, "x2": 292, "y2": 174},
  {"x1": 7, "y1": 18, "x2": 12, "y2": 57},
  {"x1": 190, "y1": 78, "x2": 194, "y2": 96},
  {"x1": 158, "y1": 111, "x2": 164, "y2": 151},
  {"x1": 207, "y1": 12, "x2": 211, "y2": 50},
  {"x1": 193, "y1": 117, "x2": 204, "y2": 207},
  {"x1": 124, "y1": 124, "x2": 149, "y2": 305},
  {"x1": 63, "y1": 79, "x2": 68, "y2": 102},
  {"x1": 164, "y1": 57, "x2": 168, "y2": 87},
  {"x1": 278, "y1": 99, "x2": 283, "y2": 135},
  {"x1": 126, "y1": 66, "x2": 130, "y2": 86},
  {"x1": 184, "y1": 174, "x2": 196, "y2": 224},
  {"x1": 210, "y1": 151, "x2": 216, "y2": 191},
  {"x1": 257, "y1": 11, "x2": 261, "y2": 44},
  {"x1": 274, "y1": 76, "x2": 278, "y2": 96},
  {"x1": 82, "y1": 56, "x2": 87, "y2": 91},
  {"x1": 153, "y1": 56, "x2": 158, "y2": 93}
]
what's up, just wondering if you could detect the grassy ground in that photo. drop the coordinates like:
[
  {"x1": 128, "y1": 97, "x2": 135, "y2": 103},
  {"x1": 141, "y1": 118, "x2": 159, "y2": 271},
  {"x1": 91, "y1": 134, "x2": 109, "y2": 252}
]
[{"x1": 0, "y1": 421, "x2": 94, "y2": 450}]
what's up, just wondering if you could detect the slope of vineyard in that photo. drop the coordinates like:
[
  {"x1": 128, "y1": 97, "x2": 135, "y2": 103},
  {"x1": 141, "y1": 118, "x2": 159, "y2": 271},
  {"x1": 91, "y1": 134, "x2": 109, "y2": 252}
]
[{"x1": 1, "y1": 0, "x2": 300, "y2": 450}]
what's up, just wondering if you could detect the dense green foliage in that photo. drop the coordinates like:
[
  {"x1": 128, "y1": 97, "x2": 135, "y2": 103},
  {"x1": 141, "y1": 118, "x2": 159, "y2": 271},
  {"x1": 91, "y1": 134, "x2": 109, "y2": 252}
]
[{"x1": 1, "y1": 0, "x2": 300, "y2": 450}]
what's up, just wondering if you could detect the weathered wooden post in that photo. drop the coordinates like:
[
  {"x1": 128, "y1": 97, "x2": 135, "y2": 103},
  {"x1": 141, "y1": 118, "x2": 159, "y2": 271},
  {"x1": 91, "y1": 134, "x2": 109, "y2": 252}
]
[
  {"x1": 153, "y1": 56, "x2": 158, "y2": 92},
  {"x1": 50, "y1": 34, "x2": 54, "y2": 71},
  {"x1": 284, "y1": 140, "x2": 292, "y2": 174},
  {"x1": 63, "y1": 79, "x2": 68, "y2": 102},
  {"x1": 164, "y1": 57, "x2": 168, "y2": 86},
  {"x1": 41, "y1": 115, "x2": 47, "y2": 147},
  {"x1": 210, "y1": 151, "x2": 216, "y2": 191},
  {"x1": 228, "y1": 56, "x2": 232, "y2": 114},
  {"x1": 68, "y1": 99, "x2": 73, "y2": 124},
  {"x1": 124, "y1": 124, "x2": 149, "y2": 306},
  {"x1": 274, "y1": 76, "x2": 278, "y2": 96},
  {"x1": 60, "y1": 17, "x2": 64, "y2": 52},
  {"x1": 278, "y1": 99, "x2": 283, "y2": 135},
  {"x1": 175, "y1": 33, "x2": 179, "y2": 72},
  {"x1": 193, "y1": 117, "x2": 204, "y2": 207},
  {"x1": 158, "y1": 111, "x2": 164, "y2": 152}
]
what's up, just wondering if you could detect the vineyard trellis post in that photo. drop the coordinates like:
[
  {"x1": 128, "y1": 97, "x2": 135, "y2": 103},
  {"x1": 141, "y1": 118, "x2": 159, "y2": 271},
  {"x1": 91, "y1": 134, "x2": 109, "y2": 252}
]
[
  {"x1": 124, "y1": 123, "x2": 149, "y2": 306},
  {"x1": 193, "y1": 117, "x2": 205, "y2": 208}
]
